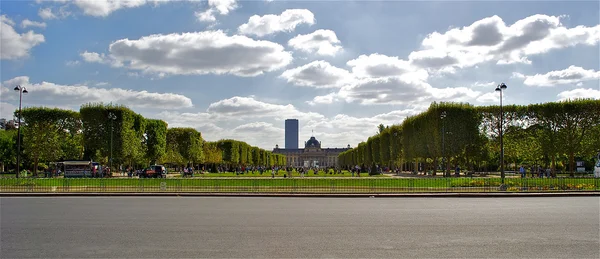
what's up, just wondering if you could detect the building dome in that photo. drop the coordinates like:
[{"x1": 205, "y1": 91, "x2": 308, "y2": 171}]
[{"x1": 305, "y1": 136, "x2": 321, "y2": 148}]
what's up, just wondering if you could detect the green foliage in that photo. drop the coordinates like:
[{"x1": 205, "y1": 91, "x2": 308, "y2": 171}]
[
  {"x1": 144, "y1": 119, "x2": 167, "y2": 164},
  {"x1": 0, "y1": 130, "x2": 17, "y2": 171},
  {"x1": 21, "y1": 107, "x2": 81, "y2": 175},
  {"x1": 338, "y1": 100, "x2": 600, "y2": 175},
  {"x1": 165, "y1": 128, "x2": 203, "y2": 166},
  {"x1": 80, "y1": 103, "x2": 145, "y2": 167}
]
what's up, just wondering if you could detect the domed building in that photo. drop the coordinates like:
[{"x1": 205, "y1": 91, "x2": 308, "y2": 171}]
[{"x1": 273, "y1": 134, "x2": 351, "y2": 168}]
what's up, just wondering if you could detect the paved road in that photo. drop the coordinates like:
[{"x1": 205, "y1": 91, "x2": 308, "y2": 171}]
[{"x1": 1, "y1": 197, "x2": 599, "y2": 258}]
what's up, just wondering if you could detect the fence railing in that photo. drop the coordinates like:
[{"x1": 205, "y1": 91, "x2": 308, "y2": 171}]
[{"x1": 1, "y1": 177, "x2": 598, "y2": 193}]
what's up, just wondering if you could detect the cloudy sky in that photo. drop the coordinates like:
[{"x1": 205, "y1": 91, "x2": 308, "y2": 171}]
[{"x1": 1, "y1": 0, "x2": 599, "y2": 150}]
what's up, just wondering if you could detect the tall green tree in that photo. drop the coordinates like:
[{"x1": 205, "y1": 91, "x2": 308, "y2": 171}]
[
  {"x1": 144, "y1": 119, "x2": 167, "y2": 164},
  {"x1": 21, "y1": 108, "x2": 80, "y2": 175}
]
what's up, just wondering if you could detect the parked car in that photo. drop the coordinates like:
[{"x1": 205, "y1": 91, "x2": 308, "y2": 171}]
[{"x1": 139, "y1": 165, "x2": 167, "y2": 178}]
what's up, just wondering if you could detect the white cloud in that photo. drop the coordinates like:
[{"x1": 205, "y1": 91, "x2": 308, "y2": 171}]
[
  {"x1": 195, "y1": 9, "x2": 216, "y2": 22},
  {"x1": 80, "y1": 51, "x2": 107, "y2": 63},
  {"x1": 238, "y1": 9, "x2": 315, "y2": 37},
  {"x1": 21, "y1": 19, "x2": 47, "y2": 29},
  {"x1": 471, "y1": 81, "x2": 497, "y2": 88},
  {"x1": 207, "y1": 0, "x2": 237, "y2": 15},
  {"x1": 306, "y1": 92, "x2": 340, "y2": 105},
  {"x1": 195, "y1": 0, "x2": 238, "y2": 22},
  {"x1": 0, "y1": 76, "x2": 193, "y2": 110},
  {"x1": 318, "y1": 75, "x2": 480, "y2": 106},
  {"x1": 346, "y1": 54, "x2": 416, "y2": 78},
  {"x1": 520, "y1": 66, "x2": 600, "y2": 87},
  {"x1": 72, "y1": 0, "x2": 150, "y2": 17},
  {"x1": 557, "y1": 88, "x2": 600, "y2": 100},
  {"x1": 408, "y1": 14, "x2": 600, "y2": 71},
  {"x1": 66, "y1": 60, "x2": 81, "y2": 66},
  {"x1": 0, "y1": 15, "x2": 45, "y2": 60},
  {"x1": 476, "y1": 92, "x2": 500, "y2": 103},
  {"x1": 280, "y1": 60, "x2": 352, "y2": 88},
  {"x1": 0, "y1": 102, "x2": 17, "y2": 119},
  {"x1": 207, "y1": 96, "x2": 324, "y2": 121},
  {"x1": 154, "y1": 96, "x2": 419, "y2": 149},
  {"x1": 288, "y1": 29, "x2": 342, "y2": 56},
  {"x1": 90, "y1": 30, "x2": 292, "y2": 77},
  {"x1": 38, "y1": 8, "x2": 57, "y2": 20}
]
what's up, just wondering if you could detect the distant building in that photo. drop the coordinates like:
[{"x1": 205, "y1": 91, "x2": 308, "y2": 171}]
[
  {"x1": 284, "y1": 119, "x2": 299, "y2": 149},
  {"x1": 273, "y1": 134, "x2": 351, "y2": 168}
]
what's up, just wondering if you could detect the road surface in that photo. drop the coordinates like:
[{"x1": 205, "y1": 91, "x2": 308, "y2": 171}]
[{"x1": 1, "y1": 197, "x2": 599, "y2": 258}]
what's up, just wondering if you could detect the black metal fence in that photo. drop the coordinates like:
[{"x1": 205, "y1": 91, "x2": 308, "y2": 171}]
[{"x1": 1, "y1": 177, "x2": 599, "y2": 193}]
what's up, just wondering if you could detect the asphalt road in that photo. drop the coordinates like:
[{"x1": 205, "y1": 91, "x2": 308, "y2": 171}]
[{"x1": 1, "y1": 197, "x2": 599, "y2": 258}]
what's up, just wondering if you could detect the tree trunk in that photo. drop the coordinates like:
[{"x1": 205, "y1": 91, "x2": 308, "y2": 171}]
[{"x1": 432, "y1": 157, "x2": 438, "y2": 176}]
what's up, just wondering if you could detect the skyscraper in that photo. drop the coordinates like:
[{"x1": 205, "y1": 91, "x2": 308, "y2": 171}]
[{"x1": 285, "y1": 119, "x2": 299, "y2": 149}]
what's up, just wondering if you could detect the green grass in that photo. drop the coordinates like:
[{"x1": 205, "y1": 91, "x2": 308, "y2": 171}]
[
  {"x1": 190, "y1": 170, "x2": 383, "y2": 178},
  {"x1": 1, "y1": 177, "x2": 598, "y2": 193}
]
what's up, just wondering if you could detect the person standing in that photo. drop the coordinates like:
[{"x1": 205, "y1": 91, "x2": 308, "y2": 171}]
[{"x1": 519, "y1": 165, "x2": 525, "y2": 178}]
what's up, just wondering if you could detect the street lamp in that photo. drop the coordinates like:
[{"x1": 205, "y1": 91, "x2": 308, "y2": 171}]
[
  {"x1": 440, "y1": 111, "x2": 447, "y2": 177},
  {"x1": 14, "y1": 85, "x2": 28, "y2": 178},
  {"x1": 108, "y1": 112, "x2": 117, "y2": 175},
  {"x1": 495, "y1": 83, "x2": 507, "y2": 185}
]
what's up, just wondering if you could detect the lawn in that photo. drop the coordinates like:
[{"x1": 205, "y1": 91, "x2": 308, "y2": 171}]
[{"x1": 1, "y1": 177, "x2": 598, "y2": 193}]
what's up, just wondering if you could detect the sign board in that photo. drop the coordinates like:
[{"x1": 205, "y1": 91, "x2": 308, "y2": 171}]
[
  {"x1": 576, "y1": 161, "x2": 585, "y2": 167},
  {"x1": 576, "y1": 167, "x2": 586, "y2": 172}
]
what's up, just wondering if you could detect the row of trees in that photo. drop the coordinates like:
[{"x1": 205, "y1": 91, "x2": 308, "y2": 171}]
[
  {"x1": 0, "y1": 103, "x2": 285, "y2": 175},
  {"x1": 338, "y1": 99, "x2": 600, "y2": 176},
  {"x1": 204, "y1": 139, "x2": 285, "y2": 168}
]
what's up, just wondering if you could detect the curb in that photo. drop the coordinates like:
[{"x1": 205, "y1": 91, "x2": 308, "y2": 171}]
[{"x1": 1, "y1": 192, "x2": 599, "y2": 197}]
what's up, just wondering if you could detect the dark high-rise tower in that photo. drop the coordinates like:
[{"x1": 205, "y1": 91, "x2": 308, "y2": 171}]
[{"x1": 285, "y1": 119, "x2": 299, "y2": 149}]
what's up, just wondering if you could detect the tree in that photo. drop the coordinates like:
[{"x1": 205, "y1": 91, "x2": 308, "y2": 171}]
[
  {"x1": 0, "y1": 130, "x2": 17, "y2": 172},
  {"x1": 166, "y1": 128, "x2": 203, "y2": 167},
  {"x1": 21, "y1": 108, "x2": 79, "y2": 175},
  {"x1": 144, "y1": 119, "x2": 167, "y2": 164},
  {"x1": 80, "y1": 103, "x2": 145, "y2": 169},
  {"x1": 378, "y1": 124, "x2": 386, "y2": 134}
]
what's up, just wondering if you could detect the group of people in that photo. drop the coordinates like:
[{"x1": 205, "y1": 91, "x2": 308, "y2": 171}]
[{"x1": 518, "y1": 165, "x2": 554, "y2": 178}]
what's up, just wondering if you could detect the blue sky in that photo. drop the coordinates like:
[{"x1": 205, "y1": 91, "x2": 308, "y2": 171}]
[{"x1": 1, "y1": 0, "x2": 599, "y2": 149}]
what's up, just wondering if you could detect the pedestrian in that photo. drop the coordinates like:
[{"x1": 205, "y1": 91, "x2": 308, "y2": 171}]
[{"x1": 519, "y1": 165, "x2": 525, "y2": 178}]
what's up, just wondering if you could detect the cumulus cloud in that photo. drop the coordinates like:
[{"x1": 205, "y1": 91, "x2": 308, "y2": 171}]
[
  {"x1": 280, "y1": 61, "x2": 352, "y2": 88},
  {"x1": 195, "y1": 9, "x2": 216, "y2": 22},
  {"x1": 0, "y1": 15, "x2": 45, "y2": 60},
  {"x1": 195, "y1": 0, "x2": 238, "y2": 22},
  {"x1": 21, "y1": 19, "x2": 47, "y2": 29},
  {"x1": 84, "y1": 30, "x2": 292, "y2": 77},
  {"x1": 288, "y1": 29, "x2": 342, "y2": 56},
  {"x1": 154, "y1": 96, "x2": 419, "y2": 149},
  {"x1": 72, "y1": 0, "x2": 153, "y2": 17},
  {"x1": 0, "y1": 102, "x2": 17, "y2": 119},
  {"x1": 408, "y1": 14, "x2": 600, "y2": 71},
  {"x1": 238, "y1": 9, "x2": 315, "y2": 37},
  {"x1": 519, "y1": 66, "x2": 600, "y2": 87},
  {"x1": 346, "y1": 54, "x2": 416, "y2": 78},
  {"x1": 0, "y1": 76, "x2": 193, "y2": 110},
  {"x1": 38, "y1": 8, "x2": 58, "y2": 20},
  {"x1": 207, "y1": 96, "x2": 324, "y2": 121},
  {"x1": 557, "y1": 88, "x2": 600, "y2": 100},
  {"x1": 313, "y1": 74, "x2": 480, "y2": 106}
]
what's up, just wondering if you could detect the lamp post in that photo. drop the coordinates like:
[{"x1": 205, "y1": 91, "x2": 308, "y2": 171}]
[
  {"x1": 495, "y1": 83, "x2": 507, "y2": 185},
  {"x1": 108, "y1": 112, "x2": 117, "y2": 175},
  {"x1": 13, "y1": 85, "x2": 28, "y2": 178},
  {"x1": 440, "y1": 111, "x2": 447, "y2": 177}
]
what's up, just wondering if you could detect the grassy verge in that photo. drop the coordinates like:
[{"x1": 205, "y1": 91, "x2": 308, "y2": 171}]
[{"x1": 1, "y1": 178, "x2": 598, "y2": 193}]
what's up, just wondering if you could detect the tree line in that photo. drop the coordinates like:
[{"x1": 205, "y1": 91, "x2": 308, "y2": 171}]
[
  {"x1": 0, "y1": 103, "x2": 285, "y2": 175},
  {"x1": 338, "y1": 99, "x2": 600, "y2": 177}
]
